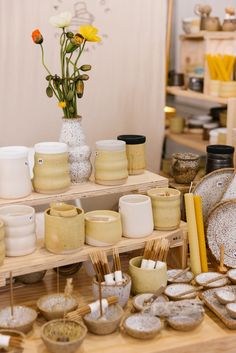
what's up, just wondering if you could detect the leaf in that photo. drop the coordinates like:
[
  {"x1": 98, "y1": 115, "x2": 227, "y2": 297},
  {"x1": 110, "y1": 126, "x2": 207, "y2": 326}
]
[
  {"x1": 66, "y1": 90, "x2": 74, "y2": 101},
  {"x1": 46, "y1": 86, "x2": 53, "y2": 98}
]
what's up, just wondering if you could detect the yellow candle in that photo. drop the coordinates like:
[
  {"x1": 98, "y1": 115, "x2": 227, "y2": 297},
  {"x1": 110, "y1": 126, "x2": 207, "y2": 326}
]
[
  {"x1": 194, "y1": 195, "x2": 208, "y2": 272},
  {"x1": 184, "y1": 193, "x2": 201, "y2": 275}
]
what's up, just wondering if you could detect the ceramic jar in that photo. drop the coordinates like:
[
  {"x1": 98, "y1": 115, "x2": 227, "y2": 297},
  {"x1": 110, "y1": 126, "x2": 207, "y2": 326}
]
[
  {"x1": 117, "y1": 135, "x2": 146, "y2": 175},
  {"x1": 206, "y1": 145, "x2": 234, "y2": 174},
  {"x1": 169, "y1": 116, "x2": 185, "y2": 134},
  {"x1": 0, "y1": 146, "x2": 32, "y2": 199},
  {"x1": 147, "y1": 187, "x2": 181, "y2": 231},
  {"x1": 172, "y1": 153, "x2": 200, "y2": 184},
  {"x1": 0, "y1": 221, "x2": 5, "y2": 265},
  {"x1": 119, "y1": 194, "x2": 153, "y2": 238},
  {"x1": 44, "y1": 204, "x2": 85, "y2": 254},
  {"x1": 94, "y1": 140, "x2": 128, "y2": 185},
  {"x1": 205, "y1": 17, "x2": 221, "y2": 31},
  {"x1": 0, "y1": 205, "x2": 36, "y2": 256},
  {"x1": 33, "y1": 142, "x2": 70, "y2": 194}
]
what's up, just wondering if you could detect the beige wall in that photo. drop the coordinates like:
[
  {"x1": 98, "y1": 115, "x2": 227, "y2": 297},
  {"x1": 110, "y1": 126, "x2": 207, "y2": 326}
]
[{"x1": 0, "y1": 0, "x2": 166, "y2": 172}]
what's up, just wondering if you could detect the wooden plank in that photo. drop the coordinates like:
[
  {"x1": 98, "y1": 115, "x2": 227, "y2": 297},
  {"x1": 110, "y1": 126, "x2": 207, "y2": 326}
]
[
  {"x1": 180, "y1": 32, "x2": 236, "y2": 41},
  {"x1": 0, "y1": 171, "x2": 168, "y2": 207},
  {"x1": 165, "y1": 130, "x2": 208, "y2": 153}
]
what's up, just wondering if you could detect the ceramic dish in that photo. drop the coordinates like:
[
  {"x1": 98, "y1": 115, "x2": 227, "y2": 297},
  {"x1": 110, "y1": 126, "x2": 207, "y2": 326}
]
[
  {"x1": 167, "y1": 314, "x2": 203, "y2": 331},
  {"x1": 144, "y1": 299, "x2": 204, "y2": 318},
  {"x1": 132, "y1": 293, "x2": 169, "y2": 312},
  {"x1": 227, "y1": 269, "x2": 236, "y2": 284},
  {"x1": 215, "y1": 289, "x2": 236, "y2": 305},
  {"x1": 164, "y1": 284, "x2": 197, "y2": 300},
  {"x1": 0, "y1": 306, "x2": 37, "y2": 333},
  {"x1": 122, "y1": 313, "x2": 162, "y2": 339},
  {"x1": 0, "y1": 329, "x2": 25, "y2": 353},
  {"x1": 195, "y1": 272, "x2": 228, "y2": 288},
  {"x1": 226, "y1": 303, "x2": 236, "y2": 319},
  {"x1": 206, "y1": 201, "x2": 236, "y2": 268},
  {"x1": 222, "y1": 173, "x2": 236, "y2": 200},
  {"x1": 37, "y1": 293, "x2": 78, "y2": 320},
  {"x1": 167, "y1": 269, "x2": 194, "y2": 284},
  {"x1": 193, "y1": 168, "x2": 234, "y2": 222}
]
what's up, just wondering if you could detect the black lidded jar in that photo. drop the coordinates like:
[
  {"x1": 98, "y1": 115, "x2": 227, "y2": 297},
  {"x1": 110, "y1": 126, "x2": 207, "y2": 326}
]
[{"x1": 206, "y1": 145, "x2": 234, "y2": 174}]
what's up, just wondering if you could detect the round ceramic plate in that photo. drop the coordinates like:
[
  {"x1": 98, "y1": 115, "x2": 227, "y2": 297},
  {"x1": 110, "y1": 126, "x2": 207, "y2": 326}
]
[
  {"x1": 167, "y1": 269, "x2": 194, "y2": 284},
  {"x1": 193, "y1": 168, "x2": 234, "y2": 223},
  {"x1": 207, "y1": 201, "x2": 236, "y2": 268},
  {"x1": 195, "y1": 272, "x2": 228, "y2": 288},
  {"x1": 227, "y1": 269, "x2": 236, "y2": 284},
  {"x1": 164, "y1": 284, "x2": 197, "y2": 300},
  {"x1": 132, "y1": 293, "x2": 168, "y2": 312}
]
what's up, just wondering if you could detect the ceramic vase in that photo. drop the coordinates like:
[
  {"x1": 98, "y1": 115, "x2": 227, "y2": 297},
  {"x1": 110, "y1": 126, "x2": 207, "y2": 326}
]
[
  {"x1": 0, "y1": 205, "x2": 36, "y2": 256},
  {"x1": 0, "y1": 146, "x2": 32, "y2": 199},
  {"x1": 59, "y1": 116, "x2": 92, "y2": 183}
]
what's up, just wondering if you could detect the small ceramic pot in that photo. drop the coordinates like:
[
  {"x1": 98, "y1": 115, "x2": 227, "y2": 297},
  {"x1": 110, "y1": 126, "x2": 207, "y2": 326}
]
[
  {"x1": 0, "y1": 220, "x2": 5, "y2": 265},
  {"x1": 94, "y1": 140, "x2": 128, "y2": 185},
  {"x1": 0, "y1": 329, "x2": 25, "y2": 353},
  {"x1": 44, "y1": 207, "x2": 85, "y2": 254},
  {"x1": 0, "y1": 146, "x2": 32, "y2": 199},
  {"x1": 205, "y1": 16, "x2": 221, "y2": 31},
  {"x1": 167, "y1": 314, "x2": 203, "y2": 331},
  {"x1": 92, "y1": 273, "x2": 131, "y2": 308},
  {"x1": 122, "y1": 313, "x2": 162, "y2": 339},
  {"x1": 33, "y1": 142, "x2": 71, "y2": 194},
  {"x1": 206, "y1": 144, "x2": 234, "y2": 174},
  {"x1": 219, "y1": 110, "x2": 227, "y2": 127},
  {"x1": 0, "y1": 306, "x2": 37, "y2": 333},
  {"x1": 41, "y1": 319, "x2": 87, "y2": 353},
  {"x1": 168, "y1": 71, "x2": 185, "y2": 87},
  {"x1": 188, "y1": 76, "x2": 204, "y2": 93},
  {"x1": 117, "y1": 135, "x2": 146, "y2": 175},
  {"x1": 129, "y1": 256, "x2": 167, "y2": 295},
  {"x1": 203, "y1": 122, "x2": 219, "y2": 141},
  {"x1": 172, "y1": 153, "x2": 200, "y2": 184},
  {"x1": 219, "y1": 81, "x2": 236, "y2": 98},
  {"x1": 0, "y1": 205, "x2": 36, "y2": 256},
  {"x1": 119, "y1": 194, "x2": 153, "y2": 238},
  {"x1": 222, "y1": 19, "x2": 236, "y2": 31},
  {"x1": 147, "y1": 187, "x2": 180, "y2": 231},
  {"x1": 37, "y1": 293, "x2": 78, "y2": 320},
  {"x1": 16, "y1": 270, "x2": 47, "y2": 284},
  {"x1": 209, "y1": 80, "x2": 220, "y2": 97},
  {"x1": 85, "y1": 210, "x2": 122, "y2": 246},
  {"x1": 169, "y1": 116, "x2": 185, "y2": 134}
]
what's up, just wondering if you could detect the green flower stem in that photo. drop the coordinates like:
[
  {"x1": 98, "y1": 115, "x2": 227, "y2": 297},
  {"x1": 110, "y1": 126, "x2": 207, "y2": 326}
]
[
  {"x1": 40, "y1": 44, "x2": 52, "y2": 75},
  {"x1": 48, "y1": 81, "x2": 60, "y2": 100}
]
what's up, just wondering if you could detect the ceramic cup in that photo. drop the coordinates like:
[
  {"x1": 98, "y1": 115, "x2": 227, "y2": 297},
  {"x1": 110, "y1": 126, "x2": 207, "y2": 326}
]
[
  {"x1": 147, "y1": 187, "x2": 181, "y2": 231},
  {"x1": 119, "y1": 194, "x2": 154, "y2": 238},
  {"x1": 0, "y1": 221, "x2": 5, "y2": 265},
  {"x1": 169, "y1": 116, "x2": 185, "y2": 134},
  {"x1": 219, "y1": 81, "x2": 236, "y2": 98},
  {"x1": 0, "y1": 146, "x2": 32, "y2": 199},
  {"x1": 0, "y1": 205, "x2": 36, "y2": 256},
  {"x1": 209, "y1": 80, "x2": 220, "y2": 97},
  {"x1": 129, "y1": 256, "x2": 167, "y2": 294}
]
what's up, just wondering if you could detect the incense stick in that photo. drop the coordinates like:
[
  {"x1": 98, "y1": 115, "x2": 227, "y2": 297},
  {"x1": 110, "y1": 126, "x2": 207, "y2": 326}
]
[
  {"x1": 57, "y1": 267, "x2": 59, "y2": 294},
  {"x1": 98, "y1": 280, "x2": 103, "y2": 317},
  {"x1": 10, "y1": 271, "x2": 14, "y2": 317}
]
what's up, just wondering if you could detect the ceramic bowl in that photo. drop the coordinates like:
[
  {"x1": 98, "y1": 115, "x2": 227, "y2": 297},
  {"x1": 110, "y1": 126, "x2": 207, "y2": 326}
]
[
  {"x1": 132, "y1": 293, "x2": 169, "y2": 312},
  {"x1": 16, "y1": 270, "x2": 47, "y2": 284},
  {"x1": 37, "y1": 293, "x2": 78, "y2": 321},
  {"x1": 41, "y1": 319, "x2": 87, "y2": 353},
  {"x1": 83, "y1": 303, "x2": 123, "y2": 335},
  {"x1": 164, "y1": 284, "x2": 197, "y2": 300},
  {"x1": 0, "y1": 306, "x2": 37, "y2": 333},
  {"x1": 215, "y1": 289, "x2": 236, "y2": 305},
  {"x1": 195, "y1": 272, "x2": 228, "y2": 288},
  {"x1": 227, "y1": 269, "x2": 236, "y2": 284},
  {"x1": 167, "y1": 314, "x2": 203, "y2": 331},
  {"x1": 122, "y1": 313, "x2": 162, "y2": 339},
  {"x1": 226, "y1": 303, "x2": 236, "y2": 319},
  {"x1": 0, "y1": 329, "x2": 25, "y2": 353},
  {"x1": 167, "y1": 269, "x2": 194, "y2": 284}
]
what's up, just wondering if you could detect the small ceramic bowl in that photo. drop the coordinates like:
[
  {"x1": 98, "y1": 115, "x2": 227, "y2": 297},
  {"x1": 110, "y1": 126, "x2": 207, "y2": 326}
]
[
  {"x1": 0, "y1": 306, "x2": 37, "y2": 333},
  {"x1": 16, "y1": 270, "x2": 47, "y2": 284},
  {"x1": 37, "y1": 293, "x2": 78, "y2": 321},
  {"x1": 132, "y1": 293, "x2": 169, "y2": 312},
  {"x1": 226, "y1": 303, "x2": 236, "y2": 319},
  {"x1": 195, "y1": 272, "x2": 228, "y2": 288},
  {"x1": 122, "y1": 313, "x2": 162, "y2": 339},
  {"x1": 167, "y1": 314, "x2": 203, "y2": 331},
  {"x1": 167, "y1": 269, "x2": 194, "y2": 284},
  {"x1": 0, "y1": 329, "x2": 25, "y2": 353},
  {"x1": 215, "y1": 289, "x2": 236, "y2": 305},
  {"x1": 41, "y1": 319, "x2": 87, "y2": 353},
  {"x1": 227, "y1": 269, "x2": 236, "y2": 284},
  {"x1": 83, "y1": 303, "x2": 123, "y2": 335},
  {"x1": 164, "y1": 284, "x2": 197, "y2": 300}
]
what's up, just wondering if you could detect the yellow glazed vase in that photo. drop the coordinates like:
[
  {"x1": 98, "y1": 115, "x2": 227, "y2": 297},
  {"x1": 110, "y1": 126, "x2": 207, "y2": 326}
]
[
  {"x1": 0, "y1": 221, "x2": 5, "y2": 265},
  {"x1": 147, "y1": 187, "x2": 181, "y2": 231}
]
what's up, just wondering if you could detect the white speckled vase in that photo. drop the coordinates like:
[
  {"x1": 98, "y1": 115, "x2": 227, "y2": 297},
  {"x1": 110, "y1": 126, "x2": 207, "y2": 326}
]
[{"x1": 59, "y1": 116, "x2": 92, "y2": 183}]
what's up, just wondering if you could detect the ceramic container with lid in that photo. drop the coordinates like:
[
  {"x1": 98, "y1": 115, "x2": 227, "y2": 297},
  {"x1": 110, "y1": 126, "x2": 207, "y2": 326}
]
[
  {"x1": 203, "y1": 122, "x2": 219, "y2": 141},
  {"x1": 117, "y1": 135, "x2": 146, "y2": 175},
  {"x1": 94, "y1": 140, "x2": 128, "y2": 185},
  {"x1": 0, "y1": 146, "x2": 32, "y2": 199},
  {"x1": 206, "y1": 145, "x2": 234, "y2": 174},
  {"x1": 33, "y1": 142, "x2": 70, "y2": 194},
  {"x1": 172, "y1": 153, "x2": 200, "y2": 184}
]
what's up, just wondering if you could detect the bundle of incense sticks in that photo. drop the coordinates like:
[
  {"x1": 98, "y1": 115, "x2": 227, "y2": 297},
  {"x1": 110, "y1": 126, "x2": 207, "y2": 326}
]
[
  {"x1": 113, "y1": 248, "x2": 123, "y2": 284},
  {"x1": 141, "y1": 238, "x2": 170, "y2": 269},
  {"x1": 0, "y1": 334, "x2": 35, "y2": 351}
]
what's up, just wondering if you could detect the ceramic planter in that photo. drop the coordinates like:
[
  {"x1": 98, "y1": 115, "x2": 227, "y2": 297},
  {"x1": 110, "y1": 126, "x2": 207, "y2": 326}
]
[
  {"x1": 147, "y1": 187, "x2": 181, "y2": 231},
  {"x1": 44, "y1": 206, "x2": 85, "y2": 254},
  {"x1": 33, "y1": 142, "x2": 71, "y2": 194},
  {"x1": 119, "y1": 194, "x2": 153, "y2": 238},
  {"x1": 0, "y1": 205, "x2": 36, "y2": 256},
  {"x1": 0, "y1": 146, "x2": 32, "y2": 199},
  {"x1": 94, "y1": 140, "x2": 128, "y2": 185},
  {"x1": 129, "y1": 256, "x2": 167, "y2": 294},
  {"x1": 0, "y1": 221, "x2": 5, "y2": 265},
  {"x1": 172, "y1": 153, "x2": 200, "y2": 184}
]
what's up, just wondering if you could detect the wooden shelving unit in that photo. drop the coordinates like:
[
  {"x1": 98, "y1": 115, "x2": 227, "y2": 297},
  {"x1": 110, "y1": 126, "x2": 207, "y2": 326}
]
[{"x1": 165, "y1": 129, "x2": 208, "y2": 153}]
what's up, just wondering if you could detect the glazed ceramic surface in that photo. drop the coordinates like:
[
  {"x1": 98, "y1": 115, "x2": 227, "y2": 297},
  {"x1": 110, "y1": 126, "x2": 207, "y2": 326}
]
[
  {"x1": 164, "y1": 284, "x2": 197, "y2": 300},
  {"x1": 222, "y1": 172, "x2": 236, "y2": 200},
  {"x1": 215, "y1": 289, "x2": 236, "y2": 305},
  {"x1": 172, "y1": 153, "x2": 200, "y2": 184},
  {"x1": 123, "y1": 313, "x2": 162, "y2": 339},
  {"x1": 195, "y1": 272, "x2": 228, "y2": 288},
  {"x1": 227, "y1": 268, "x2": 236, "y2": 284},
  {"x1": 132, "y1": 293, "x2": 168, "y2": 312},
  {"x1": 37, "y1": 293, "x2": 78, "y2": 320},
  {"x1": 167, "y1": 269, "x2": 194, "y2": 284},
  {"x1": 167, "y1": 314, "x2": 203, "y2": 331},
  {"x1": 0, "y1": 306, "x2": 37, "y2": 333}
]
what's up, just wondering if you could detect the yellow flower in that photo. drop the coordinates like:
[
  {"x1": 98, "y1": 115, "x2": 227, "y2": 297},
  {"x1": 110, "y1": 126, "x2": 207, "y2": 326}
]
[
  {"x1": 78, "y1": 25, "x2": 101, "y2": 42},
  {"x1": 58, "y1": 101, "x2": 66, "y2": 108}
]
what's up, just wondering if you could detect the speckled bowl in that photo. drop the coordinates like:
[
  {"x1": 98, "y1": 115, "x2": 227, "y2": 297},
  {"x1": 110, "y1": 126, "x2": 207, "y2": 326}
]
[
  {"x1": 37, "y1": 293, "x2": 78, "y2": 321},
  {"x1": 226, "y1": 303, "x2": 236, "y2": 319},
  {"x1": 41, "y1": 319, "x2": 87, "y2": 353},
  {"x1": 167, "y1": 314, "x2": 203, "y2": 331},
  {"x1": 215, "y1": 289, "x2": 236, "y2": 305},
  {"x1": 16, "y1": 270, "x2": 47, "y2": 284},
  {"x1": 132, "y1": 293, "x2": 169, "y2": 312},
  {"x1": 0, "y1": 306, "x2": 37, "y2": 333},
  {"x1": 0, "y1": 329, "x2": 25, "y2": 353},
  {"x1": 195, "y1": 272, "x2": 228, "y2": 289},
  {"x1": 83, "y1": 303, "x2": 123, "y2": 335},
  {"x1": 167, "y1": 269, "x2": 194, "y2": 284},
  {"x1": 122, "y1": 313, "x2": 162, "y2": 339},
  {"x1": 164, "y1": 284, "x2": 197, "y2": 300},
  {"x1": 227, "y1": 269, "x2": 236, "y2": 284}
]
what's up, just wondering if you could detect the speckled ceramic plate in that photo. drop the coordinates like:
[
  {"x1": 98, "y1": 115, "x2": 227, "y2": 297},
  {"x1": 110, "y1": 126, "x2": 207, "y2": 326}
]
[
  {"x1": 132, "y1": 293, "x2": 168, "y2": 312},
  {"x1": 167, "y1": 269, "x2": 194, "y2": 284},
  {"x1": 164, "y1": 284, "x2": 197, "y2": 300},
  {"x1": 222, "y1": 172, "x2": 236, "y2": 200},
  {"x1": 207, "y1": 201, "x2": 236, "y2": 268},
  {"x1": 195, "y1": 272, "x2": 228, "y2": 288},
  {"x1": 193, "y1": 168, "x2": 234, "y2": 223}
]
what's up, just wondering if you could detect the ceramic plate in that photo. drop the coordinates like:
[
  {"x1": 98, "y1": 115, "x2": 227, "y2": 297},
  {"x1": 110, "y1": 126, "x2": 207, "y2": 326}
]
[
  {"x1": 227, "y1": 269, "x2": 236, "y2": 284},
  {"x1": 164, "y1": 284, "x2": 197, "y2": 300},
  {"x1": 195, "y1": 272, "x2": 228, "y2": 288},
  {"x1": 193, "y1": 168, "x2": 234, "y2": 223},
  {"x1": 207, "y1": 201, "x2": 236, "y2": 268},
  {"x1": 132, "y1": 293, "x2": 168, "y2": 312},
  {"x1": 222, "y1": 172, "x2": 236, "y2": 200},
  {"x1": 167, "y1": 269, "x2": 194, "y2": 284}
]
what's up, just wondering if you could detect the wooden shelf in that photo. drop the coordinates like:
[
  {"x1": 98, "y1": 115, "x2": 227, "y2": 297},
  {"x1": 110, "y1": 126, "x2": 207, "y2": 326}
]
[
  {"x1": 180, "y1": 31, "x2": 236, "y2": 41},
  {"x1": 0, "y1": 171, "x2": 168, "y2": 207},
  {"x1": 165, "y1": 130, "x2": 209, "y2": 153}
]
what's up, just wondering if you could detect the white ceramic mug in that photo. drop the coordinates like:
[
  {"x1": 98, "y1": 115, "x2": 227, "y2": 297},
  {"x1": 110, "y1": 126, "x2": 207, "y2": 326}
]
[
  {"x1": 119, "y1": 194, "x2": 154, "y2": 238},
  {"x1": 0, "y1": 205, "x2": 36, "y2": 256}
]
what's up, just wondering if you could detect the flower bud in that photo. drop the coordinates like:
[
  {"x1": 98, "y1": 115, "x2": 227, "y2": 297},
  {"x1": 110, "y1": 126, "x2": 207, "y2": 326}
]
[
  {"x1": 76, "y1": 80, "x2": 84, "y2": 98},
  {"x1": 32, "y1": 29, "x2": 43, "y2": 44},
  {"x1": 80, "y1": 74, "x2": 89, "y2": 81},
  {"x1": 66, "y1": 32, "x2": 74, "y2": 39},
  {"x1": 80, "y1": 65, "x2": 92, "y2": 71}
]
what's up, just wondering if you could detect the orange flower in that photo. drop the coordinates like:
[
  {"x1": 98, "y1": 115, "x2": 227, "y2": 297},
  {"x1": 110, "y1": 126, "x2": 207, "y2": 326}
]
[{"x1": 32, "y1": 29, "x2": 43, "y2": 44}]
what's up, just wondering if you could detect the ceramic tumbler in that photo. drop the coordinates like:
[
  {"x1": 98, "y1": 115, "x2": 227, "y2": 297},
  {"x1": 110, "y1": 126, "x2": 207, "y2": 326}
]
[
  {"x1": 94, "y1": 140, "x2": 128, "y2": 185},
  {"x1": 169, "y1": 116, "x2": 185, "y2": 134},
  {"x1": 118, "y1": 194, "x2": 153, "y2": 238},
  {"x1": 33, "y1": 142, "x2": 70, "y2": 194},
  {"x1": 147, "y1": 187, "x2": 181, "y2": 231},
  {"x1": 0, "y1": 205, "x2": 36, "y2": 256},
  {"x1": 0, "y1": 221, "x2": 5, "y2": 265},
  {"x1": 0, "y1": 146, "x2": 32, "y2": 199}
]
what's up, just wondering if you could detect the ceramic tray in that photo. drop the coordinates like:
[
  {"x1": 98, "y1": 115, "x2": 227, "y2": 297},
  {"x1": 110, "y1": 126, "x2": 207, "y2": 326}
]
[
  {"x1": 200, "y1": 285, "x2": 236, "y2": 329},
  {"x1": 206, "y1": 200, "x2": 236, "y2": 268},
  {"x1": 193, "y1": 168, "x2": 234, "y2": 223}
]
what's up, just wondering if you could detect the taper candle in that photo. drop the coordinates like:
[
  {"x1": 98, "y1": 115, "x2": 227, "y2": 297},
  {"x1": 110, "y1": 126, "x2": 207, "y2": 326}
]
[
  {"x1": 184, "y1": 193, "x2": 201, "y2": 275},
  {"x1": 194, "y1": 195, "x2": 208, "y2": 272}
]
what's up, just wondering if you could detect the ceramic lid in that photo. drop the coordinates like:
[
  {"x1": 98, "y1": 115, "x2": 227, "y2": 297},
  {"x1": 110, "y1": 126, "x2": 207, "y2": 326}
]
[
  {"x1": 34, "y1": 142, "x2": 68, "y2": 154},
  {"x1": 207, "y1": 144, "x2": 234, "y2": 154},
  {"x1": 0, "y1": 146, "x2": 29, "y2": 159},
  {"x1": 95, "y1": 140, "x2": 126, "y2": 151},
  {"x1": 117, "y1": 135, "x2": 146, "y2": 144}
]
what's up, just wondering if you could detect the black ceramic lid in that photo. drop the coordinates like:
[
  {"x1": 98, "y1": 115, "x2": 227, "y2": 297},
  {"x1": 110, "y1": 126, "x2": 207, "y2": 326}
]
[
  {"x1": 207, "y1": 145, "x2": 235, "y2": 154},
  {"x1": 117, "y1": 135, "x2": 146, "y2": 144}
]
